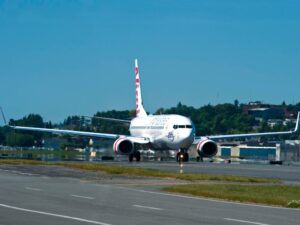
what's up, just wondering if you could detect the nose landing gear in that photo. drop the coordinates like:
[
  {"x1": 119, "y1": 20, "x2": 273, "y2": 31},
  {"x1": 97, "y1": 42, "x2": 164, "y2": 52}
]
[
  {"x1": 196, "y1": 152, "x2": 203, "y2": 162},
  {"x1": 176, "y1": 149, "x2": 189, "y2": 163}
]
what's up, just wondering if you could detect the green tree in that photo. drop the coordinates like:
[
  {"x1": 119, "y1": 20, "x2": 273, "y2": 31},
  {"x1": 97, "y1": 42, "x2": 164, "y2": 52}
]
[
  {"x1": 10, "y1": 114, "x2": 44, "y2": 127},
  {"x1": 6, "y1": 133, "x2": 35, "y2": 147},
  {"x1": 7, "y1": 114, "x2": 45, "y2": 147},
  {"x1": 0, "y1": 127, "x2": 5, "y2": 144},
  {"x1": 91, "y1": 110, "x2": 134, "y2": 135},
  {"x1": 234, "y1": 99, "x2": 239, "y2": 109}
]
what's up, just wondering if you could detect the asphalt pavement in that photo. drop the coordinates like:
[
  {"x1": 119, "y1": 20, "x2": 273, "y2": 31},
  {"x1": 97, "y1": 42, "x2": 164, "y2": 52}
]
[{"x1": 0, "y1": 164, "x2": 299, "y2": 225}]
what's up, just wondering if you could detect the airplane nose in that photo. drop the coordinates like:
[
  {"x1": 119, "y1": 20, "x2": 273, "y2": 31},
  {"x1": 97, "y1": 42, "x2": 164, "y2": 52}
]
[
  {"x1": 182, "y1": 129, "x2": 194, "y2": 142},
  {"x1": 188, "y1": 129, "x2": 194, "y2": 139}
]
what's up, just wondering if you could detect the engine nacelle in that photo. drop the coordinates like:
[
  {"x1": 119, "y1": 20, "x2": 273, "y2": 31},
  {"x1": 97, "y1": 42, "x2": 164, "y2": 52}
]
[
  {"x1": 113, "y1": 137, "x2": 134, "y2": 155},
  {"x1": 197, "y1": 138, "x2": 218, "y2": 157}
]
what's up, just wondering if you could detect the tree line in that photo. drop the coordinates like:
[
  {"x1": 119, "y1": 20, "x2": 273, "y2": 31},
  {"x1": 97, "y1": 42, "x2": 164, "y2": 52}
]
[{"x1": 0, "y1": 101, "x2": 299, "y2": 147}]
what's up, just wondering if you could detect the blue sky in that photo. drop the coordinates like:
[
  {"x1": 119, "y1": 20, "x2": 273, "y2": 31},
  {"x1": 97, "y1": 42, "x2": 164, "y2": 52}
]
[{"x1": 0, "y1": 0, "x2": 299, "y2": 124}]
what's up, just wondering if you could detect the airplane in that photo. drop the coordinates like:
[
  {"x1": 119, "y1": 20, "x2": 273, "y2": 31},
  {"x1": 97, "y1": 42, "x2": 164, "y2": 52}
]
[{"x1": 4, "y1": 59, "x2": 300, "y2": 162}]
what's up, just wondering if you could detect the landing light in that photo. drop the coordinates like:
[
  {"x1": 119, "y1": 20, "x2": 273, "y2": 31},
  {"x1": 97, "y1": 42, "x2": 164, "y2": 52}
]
[{"x1": 179, "y1": 160, "x2": 184, "y2": 173}]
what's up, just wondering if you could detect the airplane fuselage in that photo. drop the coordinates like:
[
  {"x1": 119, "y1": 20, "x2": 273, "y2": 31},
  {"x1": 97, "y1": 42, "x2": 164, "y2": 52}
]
[{"x1": 129, "y1": 114, "x2": 195, "y2": 150}]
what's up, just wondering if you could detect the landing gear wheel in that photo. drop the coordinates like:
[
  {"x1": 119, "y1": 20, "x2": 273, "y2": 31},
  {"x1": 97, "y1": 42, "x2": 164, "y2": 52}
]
[
  {"x1": 135, "y1": 151, "x2": 141, "y2": 162},
  {"x1": 129, "y1": 154, "x2": 134, "y2": 162},
  {"x1": 176, "y1": 152, "x2": 181, "y2": 162},
  {"x1": 177, "y1": 153, "x2": 185, "y2": 164},
  {"x1": 184, "y1": 152, "x2": 189, "y2": 162},
  {"x1": 177, "y1": 149, "x2": 189, "y2": 163}
]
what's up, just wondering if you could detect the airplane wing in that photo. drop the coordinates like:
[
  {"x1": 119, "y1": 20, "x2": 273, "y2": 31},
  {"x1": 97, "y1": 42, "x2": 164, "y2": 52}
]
[
  {"x1": 84, "y1": 115, "x2": 131, "y2": 123},
  {"x1": 11, "y1": 126, "x2": 119, "y2": 139},
  {"x1": 195, "y1": 112, "x2": 300, "y2": 142},
  {"x1": 10, "y1": 126, "x2": 150, "y2": 144}
]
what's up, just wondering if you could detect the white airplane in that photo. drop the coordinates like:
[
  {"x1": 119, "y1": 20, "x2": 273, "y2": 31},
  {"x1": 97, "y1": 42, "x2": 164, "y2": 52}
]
[{"x1": 8, "y1": 59, "x2": 300, "y2": 162}]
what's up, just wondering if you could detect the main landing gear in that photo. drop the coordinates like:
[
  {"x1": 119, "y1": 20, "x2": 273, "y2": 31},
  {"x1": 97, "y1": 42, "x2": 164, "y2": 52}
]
[
  {"x1": 196, "y1": 152, "x2": 203, "y2": 162},
  {"x1": 129, "y1": 151, "x2": 141, "y2": 162},
  {"x1": 176, "y1": 149, "x2": 189, "y2": 163}
]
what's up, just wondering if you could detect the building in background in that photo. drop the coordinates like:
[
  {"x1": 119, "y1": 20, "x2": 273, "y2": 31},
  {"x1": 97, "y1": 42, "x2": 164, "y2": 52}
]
[
  {"x1": 217, "y1": 141, "x2": 300, "y2": 164},
  {"x1": 242, "y1": 101, "x2": 295, "y2": 120}
]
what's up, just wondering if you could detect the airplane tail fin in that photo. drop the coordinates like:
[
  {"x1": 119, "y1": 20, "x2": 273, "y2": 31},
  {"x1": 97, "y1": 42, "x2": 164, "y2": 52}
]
[{"x1": 135, "y1": 59, "x2": 147, "y2": 118}]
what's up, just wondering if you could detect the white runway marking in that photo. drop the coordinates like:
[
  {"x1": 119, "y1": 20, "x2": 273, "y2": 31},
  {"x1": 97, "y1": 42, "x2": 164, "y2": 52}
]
[
  {"x1": 71, "y1": 194, "x2": 94, "y2": 200},
  {"x1": 18, "y1": 172, "x2": 35, "y2": 176},
  {"x1": 224, "y1": 218, "x2": 270, "y2": 225},
  {"x1": 133, "y1": 204, "x2": 163, "y2": 211},
  {"x1": 25, "y1": 187, "x2": 41, "y2": 191},
  {"x1": 0, "y1": 203, "x2": 112, "y2": 225},
  {"x1": 0, "y1": 169, "x2": 37, "y2": 176}
]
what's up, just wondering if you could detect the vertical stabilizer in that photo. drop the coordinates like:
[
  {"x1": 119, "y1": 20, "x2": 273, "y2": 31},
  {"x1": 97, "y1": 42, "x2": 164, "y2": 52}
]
[{"x1": 135, "y1": 59, "x2": 147, "y2": 117}]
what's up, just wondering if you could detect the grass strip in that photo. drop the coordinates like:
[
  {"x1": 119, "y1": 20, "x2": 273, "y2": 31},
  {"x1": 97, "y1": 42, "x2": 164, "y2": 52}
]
[
  {"x1": 0, "y1": 159, "x2": 49, "y2": 166},
  {"x1": 0, "y1": 159, "x2": 279, "y2": 183},
  {"x1": 63, "y1": 162, "x2": 279, "y2": 183},
  {"x1": 0, "y1": 150, "x2": 80, "y2": 156},
  {"x1": 162, "y1": 184, "x2": 300, "y2": 208}
]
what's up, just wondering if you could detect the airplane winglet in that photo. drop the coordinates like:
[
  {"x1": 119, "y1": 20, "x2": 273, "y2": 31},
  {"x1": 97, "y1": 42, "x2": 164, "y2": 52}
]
[
  {"x1": 294, "y1": 112, "x2": 300, "y2": 133},
  {"x1": 0, "y1": 107, "x2": 7, "y2": 126}
]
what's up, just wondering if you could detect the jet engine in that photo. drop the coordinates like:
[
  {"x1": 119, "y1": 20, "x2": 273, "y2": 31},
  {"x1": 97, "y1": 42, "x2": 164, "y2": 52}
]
[
  {"x1": 113, "y1": 137, "x2": 134, "y2": 155},
  {"x1": 197, "y1": 138, "x2": 218, "y2": 157}
]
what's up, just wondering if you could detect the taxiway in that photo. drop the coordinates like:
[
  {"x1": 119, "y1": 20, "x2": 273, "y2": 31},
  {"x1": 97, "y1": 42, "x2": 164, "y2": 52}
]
[{"x1": 0, "y1": 163, "x2": 299, "y2": 225}]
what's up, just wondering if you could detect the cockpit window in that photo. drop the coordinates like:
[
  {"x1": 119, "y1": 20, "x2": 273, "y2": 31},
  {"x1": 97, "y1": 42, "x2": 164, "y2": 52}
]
[{"x1": 173, "y1": 124, "x2": 192, "y2": 129}]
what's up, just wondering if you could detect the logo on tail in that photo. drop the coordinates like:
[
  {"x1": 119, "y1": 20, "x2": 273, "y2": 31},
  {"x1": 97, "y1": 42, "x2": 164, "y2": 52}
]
[{"x1": 135, "y1": 59, "x2": 147, "y2": 118}]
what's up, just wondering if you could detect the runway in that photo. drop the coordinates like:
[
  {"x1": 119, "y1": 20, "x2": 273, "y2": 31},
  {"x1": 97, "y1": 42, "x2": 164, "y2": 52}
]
[
  {"x1": 105, "y1": 161, "x2": 300, "y2": 184},
  {"x1": 0, "y1": 165, "x2": 299, "y2": 225}
]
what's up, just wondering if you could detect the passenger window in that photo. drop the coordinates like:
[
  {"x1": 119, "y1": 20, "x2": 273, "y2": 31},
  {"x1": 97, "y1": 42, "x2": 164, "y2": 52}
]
[{"x1": 173, "y1": 125, "x2": 178, "y2": 129}]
